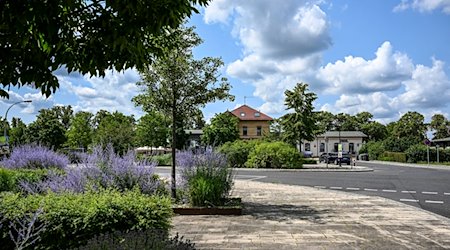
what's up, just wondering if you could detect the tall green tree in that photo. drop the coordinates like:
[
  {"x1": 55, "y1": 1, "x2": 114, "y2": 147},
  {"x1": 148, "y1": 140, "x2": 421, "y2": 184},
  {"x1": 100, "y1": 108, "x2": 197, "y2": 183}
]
[
  {"x1": 93, "y1": 111, "x2": 136, "y2": 155},
  {"x1": 314, "y1": 111, "x2": 335, "y2": 134},
  {"x1": 133, "y1": 26, "x2": 234, "y2": 198},
  {"x1": 333, "y1": 113, "x2": 358, "y2": 131},
  {"x1": 202, "y1": 112, "x2": 239, "y2": 146},
  {"x1": 65, "y1": 111, "x2": 94, "y2": 150},
  {"x1": 392, "y1": 111, "x2": 426, "y2": 142},
  {"x1": 0, "y1": 0, "x2": 210, "y2": 98},
  {"x1": 26, "y1": 109, "x2": 67, "y2": 149},
  {"x1": 361, "y1": 121, "x2": 387, "y2": 141},
  {"x1": 135, "y1": 111, "x2": 169, "y2": 148},
  {"x1": 430, "y1": 114, "x2": 450, "y2": 140},
  {"x1": 280, "y1": 83, "x2": 318, "y2": 149},
  {"x1": 9, "y1": 118, "x2": 27, "y2": 146}
]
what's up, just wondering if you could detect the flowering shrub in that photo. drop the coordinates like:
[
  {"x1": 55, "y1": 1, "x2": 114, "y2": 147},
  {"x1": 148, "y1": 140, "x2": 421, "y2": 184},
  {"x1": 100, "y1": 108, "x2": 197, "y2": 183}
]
[
  {"x1": 177, "y1": 149, "x2": 233, "y2": 206},
  {"x1": 21, "y1": 145, "x2": 167, "y2": 196},
  {"x1": 0, "y1": 144, "x2": 69, "y2": 170}
]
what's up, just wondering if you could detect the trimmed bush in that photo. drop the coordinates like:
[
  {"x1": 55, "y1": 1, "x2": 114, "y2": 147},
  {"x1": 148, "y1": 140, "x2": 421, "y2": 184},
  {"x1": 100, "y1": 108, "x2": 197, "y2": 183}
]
[
  {"x1": 405, "y1": 144, "x2": 450, "y2": 163},
  {"x1": 1, "y1": 144, "x2": 69, "y2": 170},
  {"x1": 380, "y1": 152, "x2": 407, "y2": 163},
  {"x1": 177, "y1": 150, "x2": 233, "y2": 206},
  {"x1": 360, "y1": 141, "x2": 385, "y2": 160},
  {"x1": 0, "y1": 189, "x2": 172, "y2": 249},
  {"x1": 218, "y1": 140, "x2": 261, "y2": 168},
  {"x1": 245, "y1": 141, "x2": 302, "y2": 169},
  {"x1": 0, "y1": 168, "x2": 50, "y2": 192}
]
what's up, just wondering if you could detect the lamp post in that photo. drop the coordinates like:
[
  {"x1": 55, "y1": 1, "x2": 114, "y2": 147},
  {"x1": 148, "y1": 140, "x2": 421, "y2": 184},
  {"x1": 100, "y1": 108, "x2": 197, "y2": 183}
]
[{"x1": 3, "y1": 100, "x2": 32, "y2": 147}]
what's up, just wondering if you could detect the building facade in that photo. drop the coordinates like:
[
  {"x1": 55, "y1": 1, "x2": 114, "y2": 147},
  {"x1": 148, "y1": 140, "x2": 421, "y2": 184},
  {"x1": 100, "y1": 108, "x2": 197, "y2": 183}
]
[
  {"x1": 301, "y1": 131, "x2": 367, "y2": 157},
  {"x1": 230, "y1": 105, "x2": 273, "y2": 140}
]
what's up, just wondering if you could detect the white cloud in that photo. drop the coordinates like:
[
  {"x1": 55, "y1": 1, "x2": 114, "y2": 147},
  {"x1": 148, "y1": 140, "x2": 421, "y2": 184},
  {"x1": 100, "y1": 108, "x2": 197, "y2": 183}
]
[
  {"x1": 394, "y1": 0, "x2": 450, "y2": 14},
  {"x1": 316, "y1": 42, "x2": 414, "y2": 94}
]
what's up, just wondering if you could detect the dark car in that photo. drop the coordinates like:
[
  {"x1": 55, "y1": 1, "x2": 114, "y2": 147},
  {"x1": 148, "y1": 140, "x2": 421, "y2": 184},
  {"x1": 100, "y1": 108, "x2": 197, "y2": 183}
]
[{"x1": 319, "y1": 152, "x2": 351, "y2": 165}]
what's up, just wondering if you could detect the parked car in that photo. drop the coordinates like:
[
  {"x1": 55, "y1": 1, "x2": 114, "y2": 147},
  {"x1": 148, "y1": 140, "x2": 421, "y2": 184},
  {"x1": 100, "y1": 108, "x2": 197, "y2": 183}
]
[
  {"x1": 319, "y1": 152, "x2": 351, "y2": 165},
  {"x1": 303, "y1": 151, "x2": 313, "y2": 158}
]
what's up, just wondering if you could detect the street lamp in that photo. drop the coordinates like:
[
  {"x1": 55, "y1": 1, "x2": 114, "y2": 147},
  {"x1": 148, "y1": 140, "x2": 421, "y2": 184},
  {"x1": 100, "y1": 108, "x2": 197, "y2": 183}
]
[{"x1": 3, "y1": 100, "x2": 32, "y2": 146}]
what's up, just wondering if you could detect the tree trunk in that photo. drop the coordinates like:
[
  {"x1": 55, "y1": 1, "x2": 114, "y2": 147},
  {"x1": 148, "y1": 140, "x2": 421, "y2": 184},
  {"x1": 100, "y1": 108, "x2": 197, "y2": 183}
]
[{"x1": 171, "y1": 108, "x2": 177, "y2": 199}]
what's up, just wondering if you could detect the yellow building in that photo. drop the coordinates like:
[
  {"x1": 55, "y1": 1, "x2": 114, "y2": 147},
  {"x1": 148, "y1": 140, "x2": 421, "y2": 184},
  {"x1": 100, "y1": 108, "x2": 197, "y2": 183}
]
[{"x1": 230, "y1": 105, "x2": 273, "y2": 139}]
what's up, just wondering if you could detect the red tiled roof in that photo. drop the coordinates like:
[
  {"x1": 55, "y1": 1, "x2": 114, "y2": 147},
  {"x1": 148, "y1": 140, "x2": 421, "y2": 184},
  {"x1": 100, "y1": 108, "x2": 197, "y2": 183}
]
[{"x1": 230, "y1": 105, "x2": 273, "y2": 121}]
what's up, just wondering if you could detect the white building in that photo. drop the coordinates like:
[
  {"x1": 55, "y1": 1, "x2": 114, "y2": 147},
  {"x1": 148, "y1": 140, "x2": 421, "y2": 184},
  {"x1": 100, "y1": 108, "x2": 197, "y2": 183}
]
[{"x1": 301, "y1": 131, "x2": 367, "y2": 157}]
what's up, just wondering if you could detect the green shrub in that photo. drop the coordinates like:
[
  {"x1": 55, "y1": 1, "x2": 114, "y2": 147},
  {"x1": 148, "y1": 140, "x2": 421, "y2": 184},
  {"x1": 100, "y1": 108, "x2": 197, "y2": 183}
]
[
  {"x1": 405, "y1": 144, "x2": 450, "y2": 163},
  {"x1": 245, "y1": 141, "x2": 302, "y2": 169},
  {"x1": 302, "y1": 159, "x2": 317, "y2": 164},
  {"x1": 381, "y1": 152, "x2": 407, "y2": 163},
  {"x1": 0, "y1": 168, "x2": 50, "y2": 192},
  {"x1": 151, "y1": 154, "x2": 172, "y2": 166},
  {"x1": 360, "y1": 141, "x2": 385, "y2": 160},
  {"x1": 218, "y1": 140, "x2": 261, "y2": 168},
  {"x1": 0, "y1": 189, "x2": 172, "y2": 249}
]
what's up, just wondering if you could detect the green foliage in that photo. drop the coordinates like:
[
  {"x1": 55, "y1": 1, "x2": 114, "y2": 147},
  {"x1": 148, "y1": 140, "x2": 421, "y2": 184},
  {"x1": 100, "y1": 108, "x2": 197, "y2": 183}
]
[
  {"x1": 281, "y1": 83, "x2": 318, "y2": 146},
  {"x1": 380, "y1": 152, "x2": 407, "y2": 163},
  {"x1": 9, "y1": 118, "x2": 28, "y2": 147},
  {"x1": 0, "y1": 168, "x2": 50, "y2": 192},
  {"x1": 313, "y1": 111, "x2": 335, "y2": 135},
  {"x1": 135, "y1": 111, "x2": 169, "y2": 148},
  {"x1": 360, "y1": 121, "x2": 387, "y2": 141},
  {"x1": 405, "y1": 145, "x2": 450, "y2": 163},
  {"x1": 391, "y1": 111, "x2": 426, "y2": 142},
  {"x1": 93, "y1": 111, "x2": 136, "y2": 155},
  {"x1": 0, "y1": 189, "x2": 172, "y2": 249},
  {"x1": 202, "y1": 112, "x2": 239, "y2": 146},
  {"x1": 65, "y1": 111, "x2": 94, "y2": 150},
  {"x1": 302, "y1": 159, "x2": 317, "y2": 164},
  {"x1": 383, "y1": 136, "x2": 420, "y2": 152},
  {"x1": 218, "y1": 140, "x2": 261, "y2": 168},
  {"x1": 0, "y1": 0, "x2": 210, "y2": 98},
  {"x1": 246, "y1": 141, "x2": 303, "y2": 169},
  {"x1": 148, "y1": 154, "x2": 172, "y2": 166},
  {"x1": 430, "y1": 113, "x2": 450, "y2": 140},
  {"x1": 360, "y1": 141, "x2": 385, "y2": 160}
]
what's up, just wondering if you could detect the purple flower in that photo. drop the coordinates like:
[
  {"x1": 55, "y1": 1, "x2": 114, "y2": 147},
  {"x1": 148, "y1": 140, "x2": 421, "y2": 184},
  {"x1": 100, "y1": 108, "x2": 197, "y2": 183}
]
[{"x1": 1, "y1": 144, "x2": 69, "y2": 170}]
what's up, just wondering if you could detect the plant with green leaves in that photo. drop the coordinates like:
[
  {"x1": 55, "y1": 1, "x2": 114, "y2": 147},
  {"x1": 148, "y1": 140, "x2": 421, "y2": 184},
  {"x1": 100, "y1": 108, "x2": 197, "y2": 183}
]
[
  {"x1": 202, "y1": 112, "x2": 239, "y2": 146},
  {"x1": 135, "y1": 111, "x2": 169, "y2": 148},
  {"x1": 245, "y1": 141, "x2": 302, "y2": 169},
  {"x1": 0, "y1": 0, "x2": 211, "y2": 98},
  {"x1": 133, "y1": 26, "x2": 234, "y2": 198},
  {"x1": 280, "y1": 83, "x2": 318, "y2": 149},
  {"x1": 65, "y1": 111, "x2": 94, "y2": 150},
  {"x1": 218, "y1": 140, "x2": 262, "y2": 168}
]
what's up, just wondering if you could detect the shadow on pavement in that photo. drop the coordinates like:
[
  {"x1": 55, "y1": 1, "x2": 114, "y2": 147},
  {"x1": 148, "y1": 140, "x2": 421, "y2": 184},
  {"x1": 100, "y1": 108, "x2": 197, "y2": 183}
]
[{"x1": 243, "y1": 202, "x2": 332, "y2": 224}]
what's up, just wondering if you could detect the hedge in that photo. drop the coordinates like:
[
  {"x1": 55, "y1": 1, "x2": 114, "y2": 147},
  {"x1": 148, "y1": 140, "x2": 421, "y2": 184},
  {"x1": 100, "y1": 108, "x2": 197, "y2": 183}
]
[
  {"x1": 0, "y1": 190, "x2": 172, "y2": 249},
  {"x1": 218, "y1": 140, "x2": 261, "y2": 168},
  {"x1": 406, "y1": 144, "x2": 450, "y2": 163},
  {"x1": 245, "y1": 141, "x2": 303, "y2": 169},
  {"x1": 0, "y1": 168, "x2": 51, "y2": 193},
  {"x1": 379, "y1": 152, "x2": 407, "y2": 163}
]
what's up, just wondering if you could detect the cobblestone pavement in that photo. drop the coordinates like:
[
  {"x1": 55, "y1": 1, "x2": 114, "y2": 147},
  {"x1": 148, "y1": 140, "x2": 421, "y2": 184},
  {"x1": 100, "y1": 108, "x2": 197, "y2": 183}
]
[{"x1": 171, "y1": 180, "x2": 450, "y2": 249}]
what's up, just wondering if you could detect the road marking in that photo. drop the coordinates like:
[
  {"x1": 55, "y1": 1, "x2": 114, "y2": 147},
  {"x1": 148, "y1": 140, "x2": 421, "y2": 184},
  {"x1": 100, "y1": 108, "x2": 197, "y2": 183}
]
[
  {"x1": 425, "y1": 200, "x2": 444, "y2": 204},
  {"x1": 330, "y1": 186, "x2": 343, "y2": 190},
  {"x1": 382, "y1": 189, "x2": 397, "y2": 193},
  {"x1": 346, "y1": 187, "x2": 360, "y2": 191},
  {"x1": 422, "y1": 191, "x2": 438, "y2": 195},
  {"x1": 235, "y1": 175, "x2": 266, "y2": 181},
  {"x1": 400, "y1": 199, "x2": 419, "y2": 203},
  {"x1": 364, "y1": 188, "x2": 378, "y2": 192},
  {"x1": 444, "y1": 193, "x2": 450, "y2": 196},
  {"x1": 401, "y1": 190, "x2": 416, "y2": 194},
  {"x1": 314, "y1": 186, "x2": 326, "y2": 189}
]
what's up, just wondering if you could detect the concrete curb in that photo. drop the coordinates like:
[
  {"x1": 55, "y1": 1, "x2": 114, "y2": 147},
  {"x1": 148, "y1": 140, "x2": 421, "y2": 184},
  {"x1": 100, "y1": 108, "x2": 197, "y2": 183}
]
[
  {"x1": 358, "y1": 160, "x2": 450, "y2": 171},
  {"x1": 157, "y1": 165, "x2": 374, "y2": 172}
]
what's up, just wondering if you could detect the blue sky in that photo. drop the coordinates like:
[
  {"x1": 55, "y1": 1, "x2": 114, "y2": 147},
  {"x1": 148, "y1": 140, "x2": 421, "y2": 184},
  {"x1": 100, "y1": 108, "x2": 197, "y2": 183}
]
[{"x1": 2, "y1": 0, "x2": 450, "y2": 125}]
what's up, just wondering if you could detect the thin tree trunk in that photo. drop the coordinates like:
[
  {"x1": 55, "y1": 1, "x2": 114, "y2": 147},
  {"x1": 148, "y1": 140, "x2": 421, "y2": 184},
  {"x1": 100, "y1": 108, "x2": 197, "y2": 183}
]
[{"x1": 171, "y1": 105, "x2": 177, "y2": 199}]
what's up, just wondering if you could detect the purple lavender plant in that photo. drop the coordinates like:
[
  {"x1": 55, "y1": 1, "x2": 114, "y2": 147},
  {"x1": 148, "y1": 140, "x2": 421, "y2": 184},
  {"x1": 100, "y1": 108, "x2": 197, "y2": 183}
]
[
  {"x1": 23, "y1": 145, "x2": 165, "y2": 195},
  {"x1": 0, "y1": 144, "x2": 69, "y2": 170}
]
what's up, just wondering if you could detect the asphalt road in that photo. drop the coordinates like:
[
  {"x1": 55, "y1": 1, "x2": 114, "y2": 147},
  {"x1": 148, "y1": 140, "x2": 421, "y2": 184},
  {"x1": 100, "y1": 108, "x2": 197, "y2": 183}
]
[
  {"x1": 156, "y1": 162, "x2": 450, "y2": 218},
  {"x1": 234, "y1": 162, "x2": 450, "y2": 219}
]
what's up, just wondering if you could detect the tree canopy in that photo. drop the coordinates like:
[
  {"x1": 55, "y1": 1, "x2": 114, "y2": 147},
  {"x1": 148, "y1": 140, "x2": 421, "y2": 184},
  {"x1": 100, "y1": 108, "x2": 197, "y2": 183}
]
[
  {"x1": 202, "y1": 112, "x2": 239, "y2": 146},
  {"x1": 0, "y1": 0, "x2": 210, "y2": 98}
]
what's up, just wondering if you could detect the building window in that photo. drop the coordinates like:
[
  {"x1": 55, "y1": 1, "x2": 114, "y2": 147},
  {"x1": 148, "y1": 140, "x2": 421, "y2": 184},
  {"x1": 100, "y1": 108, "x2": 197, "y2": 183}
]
[
  {"x1": 320, "y1": 143, "x2": 325, "y2": 152},
  {"x1": 334, "y1": 143, "x2": 338, "y2": 152},
  {"x1": 240, "y1": 112, "x2": 246, "y2": 117},
  {"x1": 256, "y1": 126, "x2": 262, "y2": 136},
  {"x1": 305, "y1": 143, "x2": 311, "y2": 151},
  {"x1": 243, "y1": 126, "x2": 248, "y2": 136},
  {"x1": 255, "y1": 112, "x2": 260, "y2": 117},
  {"x1": 349, "y1": 143, "x2": 354, "y2": 153}
]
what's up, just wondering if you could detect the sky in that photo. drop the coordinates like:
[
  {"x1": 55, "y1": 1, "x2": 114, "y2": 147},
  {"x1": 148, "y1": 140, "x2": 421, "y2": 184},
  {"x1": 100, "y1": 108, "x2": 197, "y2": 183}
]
[{"x1": 2, "y1": 0, "x2": 450, "y2": 125}]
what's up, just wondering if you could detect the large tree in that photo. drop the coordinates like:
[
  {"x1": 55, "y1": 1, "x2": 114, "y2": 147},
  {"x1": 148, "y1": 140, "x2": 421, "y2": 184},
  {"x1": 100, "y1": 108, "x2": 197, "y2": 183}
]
[
  {"x1": 8, "y1": 118, "x2": 27, "y2": 147},
  {"x1": 0, "y1": 0, "x2": 210, "y2": 98},
  {"x1": 65, "y1": 111, "x2": 94, "y2": 150},
  {"x1": 133, "y1": 26, "x2": 234, "y2": 198},
  {"x1": 26, "y1": 109, "x2": 67, "y2": 149},
  {"x1": 392, "y1": 111, "x2": 426, "y2": 142},
  {"x1": 202, "y1": 112, "x2": 239, "y2": 146},
  {"x1": 135, "y1": 111, "x2": 169, "y2": 148},
  {"x1": 281, "y1": 83, "x2": 318, "y2": 149},
  {"x1": 430, "y1": 114, "x2": 450, "y2": 140}
]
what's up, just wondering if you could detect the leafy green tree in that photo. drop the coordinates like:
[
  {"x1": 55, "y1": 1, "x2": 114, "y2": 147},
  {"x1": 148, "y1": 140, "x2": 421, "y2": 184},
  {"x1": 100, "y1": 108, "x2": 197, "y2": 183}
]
[
  {"x1": 8, "y1": 118, "x2": 28, "y2": 146},
  {"x1": 280, "y1": 83, "x2": 318, "y2": 149},
  {"x1": 430, "y1": 114, "x2": 450, "y2": 140},
  {"x1": 314, "y1": 111, "x2": 335, "y2": 134},
  {"x1": 202, "y1": 113, "x2": 239, "y2": 146},
  {"x1": 0, "y1": 0, "x2": 210, "y2": 98},
  {"x1": 93, "y1": 111, "x2": 136, "y2": 155},
  {"x1": 355, "y1": 112, "x2": 373, "y2": 125},
  {"x1": 65, "y1": 111, "x2": 94, "y2": 150},
  {"x1": 133, "y1": 26, "x2": 234, "y2": 198},
  {"x1": 26, "y1": 109, "x2": 67, "y2": 149},
  {"x1": 264, "y1": 119, "x2": 283, "y2": 141},
  {"x1": 333, "y1": 113, "x2": 358, "y2": 131},
  {"x1": 361, "y1": 121, "x2": 387, "y2": 141},
  {"x1": 135, "y1": 111, "x2": 169, "y2": 148},
  {"x1": 391, "y1": 111, "x2": 426, "y2": 142}
]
